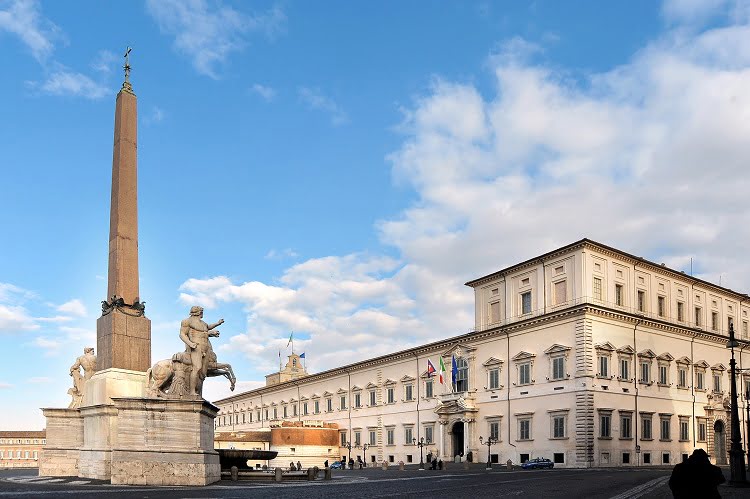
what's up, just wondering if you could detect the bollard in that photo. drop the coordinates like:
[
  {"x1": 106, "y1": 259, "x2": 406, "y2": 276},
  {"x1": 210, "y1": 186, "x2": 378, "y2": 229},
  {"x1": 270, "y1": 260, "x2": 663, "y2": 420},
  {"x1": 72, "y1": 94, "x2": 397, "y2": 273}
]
[
  {"x1": 506, "y1": 459, "x2": 513, "y2": 470},
  {"x1": 399, "y1": 461, "x2": 405, "y2": 471},
  {"x1": 324, "y1": 467, "x2": 332, "y2": 480},
  {"x1": 307, "y1": 467, "x2": 315, "y2": 481},
  {"x1": 230, "y1": 465, "x2": 239, "y2": 481},
  {"x1": 314, "y1": 466, "x2": 319, "y2": 477},
  {"x1": 382, "y1": 461, "x2": 388, "y2": 470},
  {"x1": 275, "y1": 467, "x2": 283, "y2": 482}
]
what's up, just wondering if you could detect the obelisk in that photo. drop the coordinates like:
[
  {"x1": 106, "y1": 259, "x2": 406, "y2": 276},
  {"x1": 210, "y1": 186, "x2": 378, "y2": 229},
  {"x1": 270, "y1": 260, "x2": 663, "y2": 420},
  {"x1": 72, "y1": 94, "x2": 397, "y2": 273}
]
[{"x1": 96, "y1": 47, "x2": 151, "y2": 372}]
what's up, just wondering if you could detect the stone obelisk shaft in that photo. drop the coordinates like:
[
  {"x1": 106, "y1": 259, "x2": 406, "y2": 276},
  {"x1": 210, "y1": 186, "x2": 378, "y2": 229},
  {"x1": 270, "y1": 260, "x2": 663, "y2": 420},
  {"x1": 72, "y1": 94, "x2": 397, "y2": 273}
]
[
  {"x1": 107, "y1": 87, "x2": 139, "y2": 304},
  {"x1": 97, "y1": 81, "x2": 151, "y2": 372}
]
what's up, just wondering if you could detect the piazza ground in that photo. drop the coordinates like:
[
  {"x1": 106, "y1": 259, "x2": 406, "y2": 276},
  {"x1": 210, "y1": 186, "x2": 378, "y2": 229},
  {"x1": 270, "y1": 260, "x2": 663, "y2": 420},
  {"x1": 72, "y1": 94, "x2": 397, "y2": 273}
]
[{"x1": 2, "y1": 465, "x2": 750, "y2": 498}]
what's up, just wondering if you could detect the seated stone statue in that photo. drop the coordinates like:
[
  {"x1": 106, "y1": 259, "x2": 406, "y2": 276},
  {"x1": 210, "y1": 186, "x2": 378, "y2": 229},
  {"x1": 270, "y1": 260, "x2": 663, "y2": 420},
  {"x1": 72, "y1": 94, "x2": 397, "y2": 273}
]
[{"x1": 68, "y1": 347, "x2": 96, "y2": 408}]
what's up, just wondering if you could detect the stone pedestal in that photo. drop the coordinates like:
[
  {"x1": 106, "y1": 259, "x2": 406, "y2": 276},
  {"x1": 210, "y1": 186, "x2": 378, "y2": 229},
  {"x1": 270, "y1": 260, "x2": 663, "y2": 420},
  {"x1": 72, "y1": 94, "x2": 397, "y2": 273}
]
[
  {"x1": 38, "y1": 408, "x2": 83, "y2": 477},
  {"x1": 109, "y1": 398, "x2": 220, "y2": 486},
  {"x1": 97, "y1": 311, "x2": 151, "y2": 373}
]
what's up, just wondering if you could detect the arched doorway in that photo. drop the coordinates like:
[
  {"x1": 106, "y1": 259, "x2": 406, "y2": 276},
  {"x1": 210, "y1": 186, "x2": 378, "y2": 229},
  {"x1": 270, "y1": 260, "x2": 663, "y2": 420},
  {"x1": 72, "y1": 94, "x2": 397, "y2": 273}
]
[
  {"x1": 714, "y1": 420, "x2": 727, "y2": 465},
  {"x1": 452, "y1": 422, "x2": 464, "y2": 459}
]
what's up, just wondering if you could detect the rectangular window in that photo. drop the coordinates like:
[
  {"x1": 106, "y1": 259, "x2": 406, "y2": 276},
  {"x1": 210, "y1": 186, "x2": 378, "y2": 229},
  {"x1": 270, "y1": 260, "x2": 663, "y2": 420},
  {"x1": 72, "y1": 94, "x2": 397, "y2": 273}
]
[
  {"x1": 273, "y1": 408, "x2": 277, "y2": 419},
  {"x1": 642, "y1": 415, "x2": 653, "y2": 440},
  {"x1": 340, "y1": 396, "x2": 347, "y2": 410},
  {"x1": 696, "y1": 372, "x2": 705, "y2": 390},
  {"x1": 257, "y1": 410, "x2": 262, "y2": 421},
  {"x1": 519, "y1": 363, "x2": 531, "y2": 385},
  {"x1": 370, "y1": 390, "x2": 377, "y2": 406},
  {"x1": 600, "y1": 414, "x2": 611, "y2": 438},
  {"x1": 620, "y1": 358, "x2": 630, "y2": 380},
  {"x1": 355, "y1": 431, "x2": 361, "y2": 446},
  {"x1": 713, "y1": 374, "x2": 722, "y2": 392},
  {"x1": 677, "y1": 302, "x2": 684, "y2": 322},
  {"x1": 712, "y1": 312, "x2": 719, "y2": 331},
  {"x1": 554, "y1": 280, "x2": 567, "y2": 306},
  {"x1": 659, "y1": 365, "x2": 668, "y2": 385},
  {"x1": 326, "y1": 399, "x2": 332, "y2": 412},
  {"x1": 640, "y1": 362, "x2": 650, "y2": 383},
  {"x1": 623, "y1": 452, "x2": 630, "y2": 464},
  {"x1": 744, "y1": 321, "x2": 749, "y2": 339},
  {"x1": 553, "y1": 357, "x2": 565, "y2": 380},
  {"x1": 404, "y1": 427, "x2": 413, "y2": 444},
  {"x1": 658, "y1": 296, "x2": 665, "y2": 317},
  {"x1": 660, "y1": 418, "x2": 671, "y2": 440},
  {"x1": 341, "y1": 432, "x2": 347, "y2": 446},
  {"x1": 620, "y1": 414, "x2": 632, "y2": 439},
  {"x1": 303, "y1": 403, "x2": 308, "y2": 415},
  {"x1": 553, "y1": 416, "x2": 566, "y2": 438},
  {"x1": 593, "y1": 277, "x2": 602, "y2": 301},
  {"x1": 293, "y1": 404, "x2": 297, "y2": 416},
  {"x1": 425, "y1": 380, "x2": 433, "y2": 398},
  {"x1": 521, "y1": 291, "x2": 532, "y2": 314},
  {"x1": 678, "y1": 368, "x2": 687, "y2": 387},
  {"x1": 615, "y1": 284, "x2": 623, "y2": 306},
  {"x1": 405, "y1": 385, "x2": 414, "y2": 401},
  {"x1": 283, "y1": 406, "x2": 287, "y2": 418},
  {"x1": 425, "y1": 425, "x2": 433, "y2": 444},
  {"x1": 519, "y1": 419, "x2": 531, "y2": 440},
  {"x1": 598, "y1": 356, "x2": 609, "y2": 377},
  {"x1": 643, "y1": 453, "x2": 651, "y2": 464},
  {"x1": 637, "y1": 290, "x2": 645, "y2": 312},
  {"x1": 355, "y1": 393, "x2": 361, "y2": 408},
  {"x1": 314, "y1": 400, "x2": 320, "y2": 414},
  {"x1": 387, "y1": 428, "x2": 394, "y2": 445},
  {"x1": 489, "y1": 421, "x2": 499, "y2": 440},
  {"x1": 490, "y1": 301, "x2": 501, "y2": 323},
  {"x1": 698, "y1": 421, "x2": 707, "y2": 441},
  {"x1": 489, "y1": 369, "x2": 500, "y2": 389},
  {"x1": 680, "y1": 420, "x2": 689, "y2": 441},
  {"x1": 369, "y1": 430, "x2": 377, "y2": 446},
  {"x1": 695, "y1": 307, "x2": 702, "y2": 327},
  {"x1": 387, "y1": 387, "x2": 395, "y2": 404}
]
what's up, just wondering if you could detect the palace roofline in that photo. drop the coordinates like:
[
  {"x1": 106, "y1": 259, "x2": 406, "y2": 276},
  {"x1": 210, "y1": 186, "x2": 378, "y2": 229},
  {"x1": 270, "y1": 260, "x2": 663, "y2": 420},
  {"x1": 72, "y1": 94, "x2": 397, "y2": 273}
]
[{"x1": 464, "y1": 238, "x2": 750, "y2": 301}]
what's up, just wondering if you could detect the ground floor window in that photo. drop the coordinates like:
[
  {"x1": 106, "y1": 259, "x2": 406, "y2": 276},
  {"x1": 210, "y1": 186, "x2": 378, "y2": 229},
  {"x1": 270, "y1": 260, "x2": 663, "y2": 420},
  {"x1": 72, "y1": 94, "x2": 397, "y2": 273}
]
[
  {"x1": 520, "y1": 453, "x2": 530, "y2": 463},
  {"x1": 388, "y1": 455, "x2": 394, "y2": 463},
  {"x1": 643, "y1": 453, "x2": 651, "y2": 464},
  {"x1": 406, "y1": 455, "x2": 413, "y2": 463},
  {"x1": 662, "y1": 453, "x2": 670, "y2": 464},
  {"x1": 553, "y1": 453, "x2": 564, "y2": 464},
  {"x1": 491, "y1": 454, "x2": 499, "y2": 463},
  {"x1": 622, "y1": 452, "x2": 630, "y2": 464}
]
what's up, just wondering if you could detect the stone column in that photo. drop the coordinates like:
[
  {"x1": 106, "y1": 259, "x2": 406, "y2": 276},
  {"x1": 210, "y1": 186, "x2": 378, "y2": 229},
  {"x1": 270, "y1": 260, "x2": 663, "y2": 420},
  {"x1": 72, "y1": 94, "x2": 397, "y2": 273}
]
[{"x1": 464, "y1": 419, "x2": 468, "y2": 458}]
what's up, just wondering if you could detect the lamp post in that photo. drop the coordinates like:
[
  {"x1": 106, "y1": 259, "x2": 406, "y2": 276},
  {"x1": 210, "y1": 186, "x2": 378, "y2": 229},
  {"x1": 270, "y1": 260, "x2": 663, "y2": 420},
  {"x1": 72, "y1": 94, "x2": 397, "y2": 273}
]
[
  {"x1": 479, "y1": 436, "x2": 497, "y2": 470},
  {"x1": 727, "y1": 323, "x2": 747, "y2": 485},
  {"x1": 359, "y1": 443, "x2": 370, "y2": 468},
  {"x1": 344, "y1": 442, "x2": 354, "y2": 470},
  {"x1": 413, "y1": 437, "x2": 426, "y2": 470}
]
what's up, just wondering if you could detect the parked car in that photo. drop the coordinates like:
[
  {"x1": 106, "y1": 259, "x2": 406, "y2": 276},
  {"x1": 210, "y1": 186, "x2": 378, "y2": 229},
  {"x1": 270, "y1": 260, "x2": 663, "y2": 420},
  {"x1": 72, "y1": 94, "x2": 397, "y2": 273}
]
[
  {"x1": 521, "y1": 457, "x2": 554, "y2": 469},
  {"x1": 329, "y1": 460, "x2": 344, "y2": 469}
]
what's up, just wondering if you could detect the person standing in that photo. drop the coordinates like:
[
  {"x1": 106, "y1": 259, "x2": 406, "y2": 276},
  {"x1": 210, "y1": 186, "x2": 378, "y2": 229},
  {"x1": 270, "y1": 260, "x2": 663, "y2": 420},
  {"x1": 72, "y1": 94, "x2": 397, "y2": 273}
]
[{"x1": 668, "y1": 449, "x2": 725, "y2": 498}]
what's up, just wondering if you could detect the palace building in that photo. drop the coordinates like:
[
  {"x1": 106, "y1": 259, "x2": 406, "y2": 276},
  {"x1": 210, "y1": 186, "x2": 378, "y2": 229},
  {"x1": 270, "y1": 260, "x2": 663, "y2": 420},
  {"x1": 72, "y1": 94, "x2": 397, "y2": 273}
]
[
  {"x1": 213, "y1": 238, "x2": 750, "y2": 468},
  {"x1": 0, "y1": 431, "x2": 46, "y2": 468}
]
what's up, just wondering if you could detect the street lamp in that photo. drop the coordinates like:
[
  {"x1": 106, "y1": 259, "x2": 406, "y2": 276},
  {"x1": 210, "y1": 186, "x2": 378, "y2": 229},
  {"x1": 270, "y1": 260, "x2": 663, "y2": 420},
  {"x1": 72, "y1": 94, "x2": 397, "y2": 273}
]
[
  {"x1": 726, "y1": 323, "x2": 747, "y2": 485},
  {"x1": 344, "y1": 442, "x2": 354, "y2": 470},
  {"x1": 479, "y1": 436, "x2": 497, "y2": 470},
  {"x1": 356, "y1": 443, "x2": 370, "y2": 468},
  {"x1": 413, "y1": 437, "x2": 427, "y2": 470}
]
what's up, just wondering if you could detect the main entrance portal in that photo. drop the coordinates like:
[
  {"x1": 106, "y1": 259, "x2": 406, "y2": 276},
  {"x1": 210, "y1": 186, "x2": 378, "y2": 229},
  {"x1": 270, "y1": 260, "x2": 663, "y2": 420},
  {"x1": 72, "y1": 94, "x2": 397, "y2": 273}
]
[
  {"x1": 452, "y1": 422, "x2": 464, "y2": 458},
  {"x1": 714, "y1": 420, "x2": 727, "y2": 465}
]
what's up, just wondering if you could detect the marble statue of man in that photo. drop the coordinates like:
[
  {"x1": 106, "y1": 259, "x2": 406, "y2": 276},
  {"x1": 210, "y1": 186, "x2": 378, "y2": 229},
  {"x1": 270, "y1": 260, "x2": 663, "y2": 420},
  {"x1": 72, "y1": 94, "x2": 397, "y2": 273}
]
[
  {"x1": 179, "y1": 306, "x2": 223, "y2": 397},
  {"x1": 69, "y1": 347, "x2": 96, "y2": 408}
]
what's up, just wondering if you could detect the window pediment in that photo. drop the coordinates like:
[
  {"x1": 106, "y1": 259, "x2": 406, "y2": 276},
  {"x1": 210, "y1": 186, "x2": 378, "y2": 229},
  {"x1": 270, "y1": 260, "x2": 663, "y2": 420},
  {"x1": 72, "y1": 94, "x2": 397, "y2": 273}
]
[
  {"x1": 482, "y1": 357, "x2": 504, "y2": 367},
  {"x1": 544, "y1": 344, "x2": 571, "y2": 355},
  {"x1": 711, "y1": 363, "x2": 727, "y2": 372},
  {"x1": 676, "y1": 356, "x2": 691, "y2": 365},
  {"x1": 400, "y1": 375, "x2": 416, "y2": 383},
  {"x1": 594, "y1": 342, "x2": 616, "y2": 352},
  {"x1": 311, "y1": 393, "x2": 320, "y2": 399},
  {"x1": 512, "y1": 351, "x2": 535, "y2": 362},
  {"x1": 638, "y1": 349, "x2": 656, "y2": 359},
  {"x1": 336, "y1": 388, "x2": 347, "y2": 394},
  {"x1": 657, "y1": 353, "x2": 674, "y2": 362},
  {"x1": 322, "y1": 391, "x2": 333, "y2": 397},
  {"x1": 299, "y1": 395, "x2": 309, "y2": 401},
  {"x1": 351, "y1": 385, "x2": 362, "y2": 392},
  {"x1": 617, "y1": 345, "x2": 635, "y2": 355},
  {"x1": 420, "y1": 370, "x2": 434, "y2": 379},
  {"x1": 289, "y1": 398, "x2": 297, "y2": 403},
  {"x1": 365, "y1": 382, "x2": 378, "y2": 389},
  {"x1": 279, "y1": 400, "x2": 286, "y2": 405},
  {"x1": 441, "y1": 343, "x2": 476, "y2": 358},
  {"x1": 694, "y1": 360, "x2": 709, "y2": 369},
  {"x1": 383, "y1": 379, "x2": 397, "y2": 386}
]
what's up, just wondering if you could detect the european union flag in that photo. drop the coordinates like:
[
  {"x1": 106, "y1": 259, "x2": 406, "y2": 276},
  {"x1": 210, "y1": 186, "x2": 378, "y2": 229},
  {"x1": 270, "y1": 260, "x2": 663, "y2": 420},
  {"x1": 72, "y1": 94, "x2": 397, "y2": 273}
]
[{"x1": 299, "y1": 352, "x2": 306, "y2": 358}]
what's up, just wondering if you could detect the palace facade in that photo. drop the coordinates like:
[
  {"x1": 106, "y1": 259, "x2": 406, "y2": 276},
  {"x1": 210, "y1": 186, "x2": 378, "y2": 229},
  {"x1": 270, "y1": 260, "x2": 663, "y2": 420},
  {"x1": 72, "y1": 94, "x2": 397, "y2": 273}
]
[
  {"x1": 0, "y1": 431, "x2": 46, "y2": 468},
  {"x1": 213, "y1": 239, "x2": 750, "y2": 468}
]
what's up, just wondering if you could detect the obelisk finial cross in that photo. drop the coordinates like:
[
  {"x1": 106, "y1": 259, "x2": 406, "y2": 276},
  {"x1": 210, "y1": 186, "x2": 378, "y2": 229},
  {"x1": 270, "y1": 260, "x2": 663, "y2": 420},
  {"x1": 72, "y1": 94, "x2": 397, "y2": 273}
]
[{"x1": 122, "y1": 46, "x2": 133, "y2": 93}]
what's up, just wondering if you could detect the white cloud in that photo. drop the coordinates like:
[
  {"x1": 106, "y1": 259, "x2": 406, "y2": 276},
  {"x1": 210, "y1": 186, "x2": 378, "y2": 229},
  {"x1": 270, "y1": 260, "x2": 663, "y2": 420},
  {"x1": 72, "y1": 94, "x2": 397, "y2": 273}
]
[
  {"x1": 0, "y1": 382, "x2": 12, "y2": 389},
  {"x1": 143, "y1": 106, "x2": 166, "y2": 125},
  {"x1": 298, "y1": 87, "x2": 349, "y2": 125},
  {"x1": 146, "y1": 0, "x2": 286, "y2": 78},
  {"x1": 56, "y1": 299, "x2": 87, "y2": 317},
  {"x1": 27, "y1": 65, "x2": 108, "y2": 99},
  {"x1": 90, "y1": 49, "x2": 118, "y2": 74},
  {"x1": 26, "y1": 377, "x2": 51, "y2": 384},
  {"x1": 0, "y1": 304, "x2": 39, "y2": 332},
  {"x1": 0, "y1": 0, "x2": 64, "y2": 62},
  {"x1": 264, "y1": 248, "x2": 298, "y2": 260},
  {"x1": 250, "y1": 83, "x2": 276, "y2": 101}
]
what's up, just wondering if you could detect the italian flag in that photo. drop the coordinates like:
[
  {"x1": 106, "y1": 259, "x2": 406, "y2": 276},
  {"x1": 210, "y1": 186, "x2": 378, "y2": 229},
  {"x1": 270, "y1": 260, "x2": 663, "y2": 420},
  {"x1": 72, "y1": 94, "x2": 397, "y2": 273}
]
[{"x1": 439, "y1": 357, "x2": 447, "y2": 384}]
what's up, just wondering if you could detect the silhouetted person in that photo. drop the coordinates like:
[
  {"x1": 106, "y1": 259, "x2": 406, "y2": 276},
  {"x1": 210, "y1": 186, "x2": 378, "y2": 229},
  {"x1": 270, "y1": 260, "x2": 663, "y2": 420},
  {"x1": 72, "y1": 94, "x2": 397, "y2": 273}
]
[
  {"x1": 297, "y1": 460, "x2": 302, "y2": 470},
  {"x1": 324, "y1": 459, "x2": 329, "y2": 468},
  {"x1": 669, "y1": 449, "x2": 725, "y2": 499}
]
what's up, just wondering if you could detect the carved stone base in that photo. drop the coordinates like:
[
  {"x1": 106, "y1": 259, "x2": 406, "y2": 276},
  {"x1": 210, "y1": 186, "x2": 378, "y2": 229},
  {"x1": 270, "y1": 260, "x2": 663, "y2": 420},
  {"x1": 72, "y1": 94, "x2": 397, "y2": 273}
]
[
  {"x1": 38, "y1": 408, "x2": 83, "y2": 477},
  {"x1": 109, "y1": 397, "x2": 220, "y2": 486}
]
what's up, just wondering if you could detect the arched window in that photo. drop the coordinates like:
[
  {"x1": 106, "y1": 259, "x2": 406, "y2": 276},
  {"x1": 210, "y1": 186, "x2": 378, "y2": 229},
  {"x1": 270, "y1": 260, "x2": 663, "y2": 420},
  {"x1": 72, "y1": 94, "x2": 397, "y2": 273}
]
[{"x1": 456, "y1": 358, "x2": 469, "y2": 392}]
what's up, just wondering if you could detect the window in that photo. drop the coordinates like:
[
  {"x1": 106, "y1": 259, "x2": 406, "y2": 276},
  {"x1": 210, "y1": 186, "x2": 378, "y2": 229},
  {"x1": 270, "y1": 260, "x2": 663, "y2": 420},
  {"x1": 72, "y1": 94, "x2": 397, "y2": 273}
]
[
  {"x1": 698, "y1": 420, "x2": 707, "y2": 442},
  {"x1": 340, "y1": 396, "x2": 347, "y2": 410},
  {"x1": 488, "y1": 368, "x2": 500, "y2": 389},
  {"x1": 387, "y1": 387, "x2": 395, "y2": 404},
  {"x1": 273, "y1": 407, "x2": 277, "y2": 419},
  {"x1": 552, "y1": 357, "x2": 565, "y2": 380},
  {"x1": 598, "y1": 356, "x2": 609, "y2": 377},
  {"x1": 340, "y1": 432, "x2": 347, "y2": 446},
  {"x1": 354, "y1": 393, "x2": 361, "y2": 408},
  {"x1": 552, "y1": 414, "x2": 566, "y2": 438},
  {"x1": 490, "y1": 301, "x2": 501, "y2": 323},
  {"x1": 695, "y1": 307, "x2": 702, "y2": 327},
  {"x1": 622, "y1": 452, "x2": 630, "y2": 464},
  {"x1": 658, "y1": 365, "x2": 668, "y2": 385},
  {"x1": 404, "y1": 427, "x2": 413, "y2": 444},
  {"x1": 600, "y1": 413, "x2": 611, "y2": 438},
  {"x1": 519, "y1": 363, "x2": 531, "y2": 385},
  {"x1": 660, "y1": 417, "x2": 671, "y2": 441},
  {"x1": 554, "y1": 280, "x2": 567, "y2": 306},
  {"x1": 519, "y1": 418, "x2": 532, "y2": 440},
  {"x1": 354, "y1": 431, "x2": 361, "y2": 446},
  {"x1": 455, "y1": 358, "x2": 469, "y2": 392},
  {"x1": 369, "y1": 390, "x2": 377, "y2": 406},
  {"x1": 744, "y1": 321, "x2": 749, "y2": 339},
  {"x1": 620, "y1": 358, "x2": 630, "y2": 380},
  {"x1": 326, "y1": 398, "x2": 332, "y2": 412},
  {"x1": 489, "y1": 421, "x2": 500, "y2": 440},
  {"x1": 712, "y1": 312, "x2": 719, "y2": 331},
  {"x1": 728, "y1": 317, "x2": 734, "y2": 332},
  {"x1": 637, "y1": 290, "x2": 645, "y2": 312},
  {"x1": 521, "y1": 291, "x2": 532, "y2": 314},
  {"x1": 713, "y1": 373, "x2": 722, "y2": 392},
  {"x1": 258, "y1": 410, "x2": 262, "y2": 421},
  {"x1": 643, "y1": 453, "x2": 651, "y2": 464},
  {"x1": 641, "y1": 415, "x2": 653, "y2": 440},
  {"x1": 640, "y1": 361, "x2": 651, "y2": 383},
  {"x1": 242, "y1": 413, "x2": 246, "y2": 423},
  {"x1": 424, "y1": 425, "x2": 433, "y2": 444},
  {"x1": 696, "y1": 371, "x2": 705, "y2": 390},
  {"x1": 677, "y1": 302, "x2": 684, "y2": 322},
  {"x1": 620, "y1": 413, "x2": 632, "y2": 439},
  {"x1": 658, "y1": 296, "x2": 666, "y2": 317},
  {"x1": 369, "y1": 430, "x2": 377, "y2": 446},
  {"x1": 303, "y1": 402, "x2": 308, "y2": 415},
  {"x1": 679, "y1": 420, "x2": 689, "y2": 441},
  {"x1": 425, "y1": 379, "x2": 433, "y2": 398},
  {"x1": 615, "y1": 284, "x2": 624, "y2": 306},
  {"x1": 593, "y1": 278, "x2": 602, "y2": 301},
  {"x1": 314, "y1": 400, "x2": 320, "y2": 414},
  {"x1": 405, "y1": 385, "x2": 414, "y2": 401},
  {"x1": 386, "y1": 428, "x2": 395, "y2": 445},
  {"x1": 283, "y1": 406, "x2": 287, "y2": 418}
]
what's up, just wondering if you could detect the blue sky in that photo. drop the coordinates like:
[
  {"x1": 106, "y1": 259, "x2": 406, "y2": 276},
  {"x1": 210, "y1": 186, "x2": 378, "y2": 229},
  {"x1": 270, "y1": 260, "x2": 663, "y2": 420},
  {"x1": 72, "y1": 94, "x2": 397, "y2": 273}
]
[{"x1": 2, "y1": 0, "x2": 750, "y2": 430}]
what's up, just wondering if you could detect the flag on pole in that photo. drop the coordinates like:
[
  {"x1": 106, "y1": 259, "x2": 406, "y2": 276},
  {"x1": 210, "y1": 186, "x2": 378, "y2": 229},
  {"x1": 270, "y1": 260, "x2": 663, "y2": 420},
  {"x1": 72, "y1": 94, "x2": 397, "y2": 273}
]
[
  {"x1": 286, "y1": 332, "x2": 293, "y2": 348},
  {"x1": 426, "y1": 359, "x2": 436, "y2": 377},
  {"x1": 439, "y1": 357, "x2": 447, "y2": 384},
  {"x1": 299, "y1": 352, "x2": 306, "y2": 359},
  {"x1": 451, "y1": 355, "x2": 458, "y2": 388}
]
